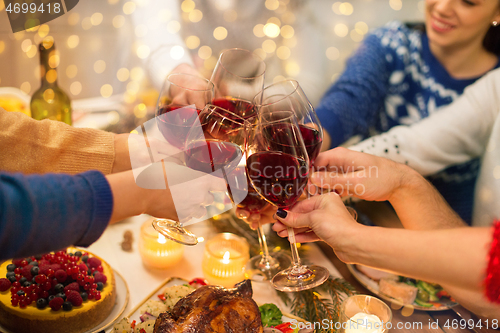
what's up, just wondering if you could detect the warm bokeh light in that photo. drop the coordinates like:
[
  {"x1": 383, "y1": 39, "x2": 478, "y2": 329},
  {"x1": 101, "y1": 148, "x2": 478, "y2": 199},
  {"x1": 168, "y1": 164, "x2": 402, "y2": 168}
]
[
  {"x1": 70, "y1": 81, "x2": 82, "y2": 96},
  {"x1": 355, "y1": 21, "x2": 369, "y2": 35},
  {"x1": 21, "y1": 39, "x2": 32, "y2": 53},
  {"x1": 101, "y1": 84, "x2": 113, "y2": 98},
  {"x1": 49, "y1": 54, "x2": 60, "y2": 68},
  {"x1": 94, "y1": 60, "x2": 106, "y2": 74},
  {"x1": 108, "y1": 0, "x2": 119, "y2": 4},
  {"x1": 254, "y1": 48, "x2": 266, "y2": 60},
  {"x1": 170, "y1": 45, "x2": 185, "y2": 59},
  {"x1": 134, "y1": 103, "x2": 147, "y2": 118},
  {"x1": 123, "y1": 1, "x2": 136, "y2": 15},
  {"x1": 20, "y1": 82, "x2": 31, "y2": 94},
  {"x1": 46, "y1": 69, "x2": 57, "y2": 83},
  {"x1": 113, "y1": 15, "x2": 125, "y2": 28},
  {"x1": 66, "y1": 65, "x2": 78, "y2": 79},
  {"x1": 332, "y1": 2, "x2": 342, "y2": 15},
  {"x1": 326, "y1": 47, "x2": 340, "y2": 61},
  {"x1": 253, "y1": 24, "x2": 265, "y2": 38},
  {"x1": 276, "y1": 46, "x2": 290, "y2": 60},
  {"x1": 198, "y1": 45, "x2": 212, "y2": 59},
  {"x1": 264, "y1": 23, "x2": 280, "y2": 38},
  {"x1": 213, "y1": 26, "x2": 228, "y2": 40},
  {"x1": 262, "y1": 39, "x2": 276, "y2": 53},
  {"x1": 189, "y1": 9, "x2": 203, "y2": 22},
  {"x1": 67, "y1": 35, "x2": 79, "y2": 49},
  {"x1": 334, "y1": 23, "x2": 349, "y2": 37},
  {"x1": 81, "y1": 17, "x2": 92, "y2": 30},
  {"x1": 339, "y1": 2, "x2": 354, "y2": 15},
  {"x1": 38, "y1": 25, "x2": 50, "y2": 38},
  {"x1": 185, "y1": 36, "x2": 200, "y2": 49},
  {"x1": 159, "y1": 9, "x2": 172, "y2": 22},
  {"x1": 273, "y1": 75, "x2": 286, "y2": 84},
  {"x1": 117, "y1": 68, "x2": 130, "y2": 82},
  {"x1": 43, "y1": 89, "x2": 55, "y2": 102},
  {"x1": 181, "y1": 0, "x2": 195, "y2": 12},
  {"x1": 0, "y1": 41, "x2": 6, "y2": 55},
  {"x1": 285, "y1": 61, "x2": 300, "y2": 76},
  {"x1": 204, "y1": 56, "x2": 217, "y2": 71},
  {"x1": 42, "y1": 36, "x2": 54, "y2": 49},
  {"x1": 280, "y1": 25, "x2": 294, "y2": 38},
  {"x1": 350, "y1": 29, "x2": 363, "y2": 42},
  {"x1": 107, "y1": 111, "x2": 120, "y2": 125},
  {"x1": 265, "y1": 0, "x2": 279, "y2": 10},
  {"x1": 91, "y1": 12, "x2": 103, "y2": 26},
  {"x1": 130, "y1": 67, "x2": 145, "y2": 81},
  {"x1": 390, "y1": 0, "x2": 403, "y2": 11},
  {"x1": 26, "y1": 45, "x2": 37, "y2": 58}
]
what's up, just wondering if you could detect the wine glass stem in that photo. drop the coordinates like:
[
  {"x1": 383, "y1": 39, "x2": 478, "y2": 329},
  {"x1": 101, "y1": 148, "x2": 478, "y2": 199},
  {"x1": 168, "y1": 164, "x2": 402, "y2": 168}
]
[
  {"x1": 287, "y1": 227, "x2": 302, "y2": 268},
  {"x1": 257, "y1": 222, "x2": 273, "y2": 265}
]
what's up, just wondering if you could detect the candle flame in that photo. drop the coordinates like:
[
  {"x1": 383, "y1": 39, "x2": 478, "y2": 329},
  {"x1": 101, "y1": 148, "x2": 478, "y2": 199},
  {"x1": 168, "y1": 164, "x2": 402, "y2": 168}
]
[
  {"x1": 222, "y1": 251, "x2": 230, "y2": 264},
  {"x1": 158, "y1": 233, "x2": 167, "y2": 244}
]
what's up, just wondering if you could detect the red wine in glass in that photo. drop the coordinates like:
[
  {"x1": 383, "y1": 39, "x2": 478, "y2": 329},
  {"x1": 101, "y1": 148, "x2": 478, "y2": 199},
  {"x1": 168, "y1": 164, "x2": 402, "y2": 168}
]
[
  {"x1": 156, "y1": 105, "x2": 201, "y2": 149},
  {"x1": 227, "y1": 167, "x2": 269, "y2": 212},
  {"x1": 184, "y1": 139, "x2": 242, "y2": 176},
  {"x1": 299, "y1": 125, "x2": 323, "y2": 165},
  {"x1": 212, "y1": 97, "x2": 257, "y2": 120},
  {"x1": 246, "y1": 152, "x2": 309, "y2": 208}
]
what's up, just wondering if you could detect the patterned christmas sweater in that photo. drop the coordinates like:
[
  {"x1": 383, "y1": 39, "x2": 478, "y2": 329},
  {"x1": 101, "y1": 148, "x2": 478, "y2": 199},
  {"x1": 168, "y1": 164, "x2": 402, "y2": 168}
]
[{"x1": 316, "y1": 21, "x2": 500, "y2": 224}]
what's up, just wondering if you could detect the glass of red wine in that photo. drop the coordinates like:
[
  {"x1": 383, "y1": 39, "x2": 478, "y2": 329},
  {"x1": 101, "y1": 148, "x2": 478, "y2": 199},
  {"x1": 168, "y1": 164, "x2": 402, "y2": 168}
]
[
  {"x1": 155, "y1": 73, "x2": 214, "y2": 150},
  {"x1": 246, "y1": 110, "x2": 329, "y2": 291},
  {"x1": 210, "y1": 48, "x2": 266, "y2": 121}
]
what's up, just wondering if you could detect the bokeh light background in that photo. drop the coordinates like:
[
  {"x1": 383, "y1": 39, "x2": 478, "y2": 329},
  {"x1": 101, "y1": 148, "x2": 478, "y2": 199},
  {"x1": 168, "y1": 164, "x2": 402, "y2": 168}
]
[{"x1": 0, "y1": 0, "x2": 425, "y2": 121}]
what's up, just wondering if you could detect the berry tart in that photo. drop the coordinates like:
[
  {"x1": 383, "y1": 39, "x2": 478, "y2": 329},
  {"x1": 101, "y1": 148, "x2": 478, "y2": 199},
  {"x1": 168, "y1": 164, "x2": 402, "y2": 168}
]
[{"x1": 0, "y1": 248, "x2": 116, "y2": 333}]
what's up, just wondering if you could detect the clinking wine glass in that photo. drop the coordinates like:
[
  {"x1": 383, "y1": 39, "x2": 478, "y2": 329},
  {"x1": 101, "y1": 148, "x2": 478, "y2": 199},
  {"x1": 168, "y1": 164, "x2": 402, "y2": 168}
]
[
  {"x1": 152, "y1": 74, "x2": 216, "y2": 246},
  {"x1": 246, "y1": 111, "x2": 329, "y2": 291},
  {"x1": 210, "y1": 48, "x2": 266, "y2": 121}
]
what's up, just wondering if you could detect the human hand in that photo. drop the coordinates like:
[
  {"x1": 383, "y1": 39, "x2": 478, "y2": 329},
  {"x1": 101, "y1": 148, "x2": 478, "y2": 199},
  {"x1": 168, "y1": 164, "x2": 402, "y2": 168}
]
[
  {"x1": 166, "y1": 64, "x2": 213, "y2": 109},
  {"x1": 309, "y1": 147, "x2": 420, "y2": 202},
  {"x1": 235, "y1": 205, "x2": 277, "y2": 230},
  {"x1": 271, "y1": 192, "x2": 363, "y2": 262}
]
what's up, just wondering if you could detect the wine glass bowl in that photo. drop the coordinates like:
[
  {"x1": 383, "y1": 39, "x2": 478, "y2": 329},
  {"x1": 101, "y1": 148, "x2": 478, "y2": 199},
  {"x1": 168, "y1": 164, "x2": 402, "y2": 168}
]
[{"x1": 155, "y1": 73, "x2": 214, "y2": 150}]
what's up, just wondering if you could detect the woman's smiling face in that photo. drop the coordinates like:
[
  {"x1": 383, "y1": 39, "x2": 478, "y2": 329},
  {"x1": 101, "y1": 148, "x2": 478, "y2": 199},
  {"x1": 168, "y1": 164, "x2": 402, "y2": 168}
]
[{"x1": 425, "y1": 0, "x2": 500, "y2": 50}]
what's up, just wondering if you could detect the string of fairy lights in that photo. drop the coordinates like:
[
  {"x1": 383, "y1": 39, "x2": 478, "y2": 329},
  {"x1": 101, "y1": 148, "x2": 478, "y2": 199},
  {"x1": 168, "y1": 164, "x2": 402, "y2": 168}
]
[{"x1": 0, "y1": 0, "x2": 424, "y2": 120}]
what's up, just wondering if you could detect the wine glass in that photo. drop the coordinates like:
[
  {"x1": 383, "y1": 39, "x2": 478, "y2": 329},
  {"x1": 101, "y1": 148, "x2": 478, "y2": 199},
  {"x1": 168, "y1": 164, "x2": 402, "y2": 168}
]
[
  {"x1": 155, "y1": 73, "x2": 214, "y2": 150},
  {"x1": 246, "y1": 111, "x2": 329, "y2": 291},
  {"x1": 210, "y1": 48, "x2": 266, "y2": 121}
]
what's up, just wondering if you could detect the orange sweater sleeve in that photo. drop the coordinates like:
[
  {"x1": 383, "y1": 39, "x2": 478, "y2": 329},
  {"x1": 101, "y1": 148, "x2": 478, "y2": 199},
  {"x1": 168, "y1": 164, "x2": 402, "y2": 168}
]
[{"x1": 0, "y1": 108, "x2": 115, "y2": 175}]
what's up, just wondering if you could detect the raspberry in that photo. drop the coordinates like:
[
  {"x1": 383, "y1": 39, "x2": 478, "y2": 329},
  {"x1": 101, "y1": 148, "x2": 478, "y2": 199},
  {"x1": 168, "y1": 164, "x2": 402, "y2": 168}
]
[
  {"x1": 77, "y1": 263, "x2": 87, "y2": 273},
  {"x1": 49, "y1": 297, "x2": 64, "y2": 311},
  {"x1": 66, "y1": 290, "x2": 83, "y2": 306},
  {"x1": 38, "y1": 260, "x2": 50, "y2": 268},
  {"x1": 20, "y1": 266, "x2": 33, "y2": 280},
  {"x1": 50, "y1": 264, "x2": 62, "y2": 271},
  {"x1": 93, "y1": 272, "x2": 107, "y2": 284},
  {"x1": 63, "y1": 282, "x2": 80, "y2": 293},
  {"x1": 86, "y1": 257, "x2": 101, "y2": 269},
  {"x1": 12, "y1": 259, "x2": 24, "y2": 267},
  {"x1": 0, "y1": 278, "x2": 11, "y2": 292},
  {"x1": 54, "y1": 270, "x2": 67, "y2": 283}
]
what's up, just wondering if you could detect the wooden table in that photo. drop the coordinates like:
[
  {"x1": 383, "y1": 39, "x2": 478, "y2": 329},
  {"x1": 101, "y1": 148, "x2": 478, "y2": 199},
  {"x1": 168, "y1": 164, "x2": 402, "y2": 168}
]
[{"x1": 317, "y1": 201, "x2": 497, "y2": 333}]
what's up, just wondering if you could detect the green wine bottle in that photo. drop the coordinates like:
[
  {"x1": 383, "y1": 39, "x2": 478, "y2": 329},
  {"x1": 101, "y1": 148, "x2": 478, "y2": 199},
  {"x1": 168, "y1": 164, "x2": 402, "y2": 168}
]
[{"x1": 30, "y1": 40, "x2": 72, "y2": 125}]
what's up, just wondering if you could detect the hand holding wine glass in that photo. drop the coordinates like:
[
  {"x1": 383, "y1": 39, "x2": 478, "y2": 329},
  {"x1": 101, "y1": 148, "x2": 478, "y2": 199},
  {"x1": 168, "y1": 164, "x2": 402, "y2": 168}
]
[{"x1": 246, "y1": 110, "x2": 329, "y2": 291}]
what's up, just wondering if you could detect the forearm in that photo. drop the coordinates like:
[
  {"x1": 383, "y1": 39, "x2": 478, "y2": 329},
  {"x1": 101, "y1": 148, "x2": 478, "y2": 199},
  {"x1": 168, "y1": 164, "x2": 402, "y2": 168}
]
[
  {"x1": 0, "y1": 110, "x2": 115, "y2": 175},
  {"x1": 388, "y1": 167, "x2": 466, "y2": 229},
  {"x1": 338, "y1": 226, "x2": 489, "y2": 291}
]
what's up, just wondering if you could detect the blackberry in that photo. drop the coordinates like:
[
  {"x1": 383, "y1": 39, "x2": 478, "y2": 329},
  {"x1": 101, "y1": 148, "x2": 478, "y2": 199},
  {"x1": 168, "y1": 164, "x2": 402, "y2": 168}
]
[
  {"x1": 6, "y1": 264, "x2": 16, "y2": 272},
  {"x1": 36, "y1": 298, "x2": 48, "y2": 309},
  {"x1": 62, "y1": 301, "x2": 73, "y2": 311}
]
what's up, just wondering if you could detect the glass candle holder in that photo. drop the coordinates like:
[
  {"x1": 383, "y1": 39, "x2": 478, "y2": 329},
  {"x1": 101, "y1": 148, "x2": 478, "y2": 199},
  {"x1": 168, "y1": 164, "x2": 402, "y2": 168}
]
[
  {"x1": 202, "y1": 233, "x2": 250, "y2": 288},
  {"x1": 139, "y1": 220, "x2": 185, "y2": 269},
  {"x1": 340, "y1": 295, "x2": 392, "y2": 333}
]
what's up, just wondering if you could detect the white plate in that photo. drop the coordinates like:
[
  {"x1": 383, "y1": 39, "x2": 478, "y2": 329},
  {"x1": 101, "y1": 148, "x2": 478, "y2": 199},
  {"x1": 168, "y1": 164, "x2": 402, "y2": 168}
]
[{"x1": 0, "y1": 269, "x2": 129, "y2": 333}]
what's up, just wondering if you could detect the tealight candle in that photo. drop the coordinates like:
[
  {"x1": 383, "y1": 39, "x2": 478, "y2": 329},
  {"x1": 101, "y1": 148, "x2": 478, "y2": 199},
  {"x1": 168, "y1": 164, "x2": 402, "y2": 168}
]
[
  {"x1": 139, "y1": 220, "x2": 184, "y2": 269},
  {"x1": 340, "y1": 295, "x2": 392, "y2": 333},
  {"x1": 202, "y1": 233, "x2": 249, "y2": 288}
]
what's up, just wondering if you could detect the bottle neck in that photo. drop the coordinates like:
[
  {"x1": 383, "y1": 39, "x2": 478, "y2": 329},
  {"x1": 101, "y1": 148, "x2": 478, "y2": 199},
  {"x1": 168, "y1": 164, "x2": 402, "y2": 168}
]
[{"x1": 39, "y1": 48, "x2": 58, "y2": 87}]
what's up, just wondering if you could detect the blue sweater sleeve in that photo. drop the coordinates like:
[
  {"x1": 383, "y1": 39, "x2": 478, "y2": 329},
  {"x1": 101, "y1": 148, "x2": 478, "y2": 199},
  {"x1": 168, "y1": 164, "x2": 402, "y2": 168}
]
[
  {"x1": 0, "y1": 171, "x2": 113, "y2": 260},
  {"x1": 316, "y1": 28, "x2": 394, "y2": 148}
]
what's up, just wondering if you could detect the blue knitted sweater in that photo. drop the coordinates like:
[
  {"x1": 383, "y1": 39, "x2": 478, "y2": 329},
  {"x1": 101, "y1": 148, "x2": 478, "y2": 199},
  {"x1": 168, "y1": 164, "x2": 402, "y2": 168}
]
[
  {"x1": 316, "y1": 21, "x2": 500, "y2": 224},
  {"x1": 0, "y1": 171, "x2": 113, "y2": 260}
]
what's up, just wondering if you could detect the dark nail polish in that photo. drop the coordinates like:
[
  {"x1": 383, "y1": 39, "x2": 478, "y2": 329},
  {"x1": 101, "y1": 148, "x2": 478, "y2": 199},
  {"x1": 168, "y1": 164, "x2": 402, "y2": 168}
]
[{"x1": 276, "y1": 209, "x2": 287, "y2": 219}]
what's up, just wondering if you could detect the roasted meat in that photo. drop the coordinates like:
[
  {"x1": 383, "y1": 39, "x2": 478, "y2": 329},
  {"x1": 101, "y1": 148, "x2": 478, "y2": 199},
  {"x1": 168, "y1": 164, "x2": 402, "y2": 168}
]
[{"x1": 153, "y1": 280, "x2": 263, "y2": 333}]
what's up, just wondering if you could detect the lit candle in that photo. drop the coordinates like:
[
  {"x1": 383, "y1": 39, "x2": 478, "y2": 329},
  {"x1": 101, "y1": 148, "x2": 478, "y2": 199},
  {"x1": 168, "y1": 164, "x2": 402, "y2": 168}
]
[
  {"x1": 202, "y1": 233, "x2": 249, "y2": 288},
  {"x1": 345, "y1": 313, "x2": 384, "y2": 333},
  {"x1": 139, "y1": 220, "x2": 184, "y2": 269}
]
